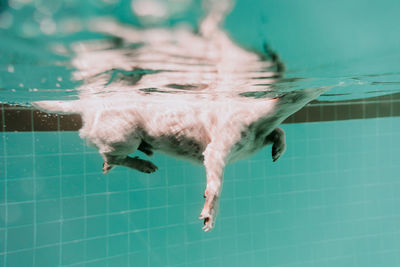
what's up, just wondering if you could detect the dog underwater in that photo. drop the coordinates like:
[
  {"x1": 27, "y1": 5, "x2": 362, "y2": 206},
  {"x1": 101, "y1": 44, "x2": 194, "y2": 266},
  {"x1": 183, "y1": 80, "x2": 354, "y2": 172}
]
[{"x1": 32, "y1": 0, "x2": 328, "y2": 231}]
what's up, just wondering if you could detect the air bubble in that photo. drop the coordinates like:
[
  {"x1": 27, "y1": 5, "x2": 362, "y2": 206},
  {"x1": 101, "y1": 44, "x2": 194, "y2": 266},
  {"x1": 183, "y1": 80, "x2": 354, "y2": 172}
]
[{"x1": 7, "y1": 65, "x2": 15, "y2": 73}]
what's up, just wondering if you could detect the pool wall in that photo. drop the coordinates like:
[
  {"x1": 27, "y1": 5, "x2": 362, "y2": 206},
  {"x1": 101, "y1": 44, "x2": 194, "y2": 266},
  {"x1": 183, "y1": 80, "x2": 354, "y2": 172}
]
[{"x1": 1, "y1": 116, "x2": 400, "y2": 266}]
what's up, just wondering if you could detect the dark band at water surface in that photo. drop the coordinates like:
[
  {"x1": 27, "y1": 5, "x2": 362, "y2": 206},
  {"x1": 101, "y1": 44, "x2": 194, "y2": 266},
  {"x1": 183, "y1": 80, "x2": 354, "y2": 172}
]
[{"x1": 1, "y1": 92, "x2": 400, "y2": 132}]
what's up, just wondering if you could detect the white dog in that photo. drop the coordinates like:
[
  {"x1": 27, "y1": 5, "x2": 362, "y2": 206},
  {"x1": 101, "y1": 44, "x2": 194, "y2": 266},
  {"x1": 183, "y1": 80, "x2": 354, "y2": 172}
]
[
  {"x1": 33, "y1": 87, "x2": 326, "y2": 231},
  {"x1": 32, "y1": 1, "x2": 328, "y2": 231}
]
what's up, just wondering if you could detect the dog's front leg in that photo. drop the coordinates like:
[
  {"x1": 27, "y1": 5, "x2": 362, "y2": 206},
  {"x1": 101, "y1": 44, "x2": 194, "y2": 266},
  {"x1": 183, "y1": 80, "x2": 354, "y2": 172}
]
[
  {"x1": 266, "y1": 127, "x2": 286, "y2": 162},
  {"x1": 103, "y1": 154, "x2": 158, "y2": 174},
  {"x1": 200, "y1": 143, "x2": 227, "y2": 232}
]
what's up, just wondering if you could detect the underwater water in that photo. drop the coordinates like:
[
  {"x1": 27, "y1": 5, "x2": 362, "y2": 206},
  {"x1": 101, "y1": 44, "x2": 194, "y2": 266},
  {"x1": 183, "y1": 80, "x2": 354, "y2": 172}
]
[{"x1": 1, "y1": 0, "x2": 400, "y2": 266}]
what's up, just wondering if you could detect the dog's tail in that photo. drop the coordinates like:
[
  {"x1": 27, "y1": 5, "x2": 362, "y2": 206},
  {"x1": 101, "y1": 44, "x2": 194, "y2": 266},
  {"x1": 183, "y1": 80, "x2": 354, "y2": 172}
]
[{"x1": 31, "y1": 100, "x2": 81, "y2": 114}]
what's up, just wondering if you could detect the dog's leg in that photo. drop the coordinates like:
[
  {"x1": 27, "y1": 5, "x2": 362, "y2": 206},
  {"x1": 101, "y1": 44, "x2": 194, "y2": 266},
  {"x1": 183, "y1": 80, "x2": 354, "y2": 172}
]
[
  {"x1": 121, "y1": 156, "x2": 158, "y2": 173},
  {"x1": 265, "y1": 127, "x2": 286, "y2": 162},
  {"x1": 102, "y1": 135, "x2": 157, "y2": 174},
  {"x1": 199, "y1": 142, "x2": 228, "y2": 232},
  {"x1": 103, "y1": 154, "x2": 158, "y2": 174}
]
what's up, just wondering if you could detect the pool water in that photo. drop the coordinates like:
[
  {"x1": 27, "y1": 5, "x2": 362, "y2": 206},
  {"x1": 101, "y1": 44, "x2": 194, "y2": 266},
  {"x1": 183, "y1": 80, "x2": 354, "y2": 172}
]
[
  {"x1": 1, "y1": 0, "x2": 400, "y2": 266},
  {"x1": 2, "y1": 118, "x2": 400, "y2": 267}
]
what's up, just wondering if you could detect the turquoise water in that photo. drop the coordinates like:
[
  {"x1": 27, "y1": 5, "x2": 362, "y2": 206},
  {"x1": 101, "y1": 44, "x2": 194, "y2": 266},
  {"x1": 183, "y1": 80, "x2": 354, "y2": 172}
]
[
  {"x1": 2, "y1": 118, "x2": 400, "y2": 266},
  {"x1": 1, "y1": 0, "x2": 400, "y2": 266}
]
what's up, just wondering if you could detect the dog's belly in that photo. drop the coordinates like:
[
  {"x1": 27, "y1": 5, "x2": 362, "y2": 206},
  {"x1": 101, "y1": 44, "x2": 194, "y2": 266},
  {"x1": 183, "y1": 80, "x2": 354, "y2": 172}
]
[{"x1": 145, "y1": 135, "x2": 206, "y2": 163}]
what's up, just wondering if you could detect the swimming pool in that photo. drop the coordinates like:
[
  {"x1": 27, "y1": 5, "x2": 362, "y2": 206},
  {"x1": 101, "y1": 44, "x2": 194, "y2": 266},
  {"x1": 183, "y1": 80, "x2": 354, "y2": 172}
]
[{"x1": 1, "y1": 0, "x2": 400, "y2": 266}]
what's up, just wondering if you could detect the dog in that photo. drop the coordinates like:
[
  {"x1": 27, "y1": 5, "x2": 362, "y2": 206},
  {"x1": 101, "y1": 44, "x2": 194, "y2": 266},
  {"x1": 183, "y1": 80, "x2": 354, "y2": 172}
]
[
  {"x1": 32, "y1": 2, "x2": 328, "y2": 231},
  {"x1": 33, "y1": 87, "x2": 327, "y2": 232}
]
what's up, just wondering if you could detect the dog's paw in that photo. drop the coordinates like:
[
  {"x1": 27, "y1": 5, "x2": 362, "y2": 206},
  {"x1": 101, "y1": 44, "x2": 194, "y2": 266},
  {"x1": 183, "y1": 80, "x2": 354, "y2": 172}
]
[
  {"x1": 272, "y1": 141, "x2": 286, "y2": 162},
  {"x1": 199, "y1": 210, "x2": 215, "y2": 232},
  {"x1": 102, "y1": 162, "x2": 114, "y2": 174},
  {"x1": 133, "y1": 157, "x2": 158, "y2": 173}
]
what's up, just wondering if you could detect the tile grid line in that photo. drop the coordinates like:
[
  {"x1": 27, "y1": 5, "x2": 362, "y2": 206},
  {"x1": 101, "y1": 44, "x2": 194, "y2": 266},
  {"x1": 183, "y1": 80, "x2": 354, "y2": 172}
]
[
  {"x1": 3, "y1": 220, "x2": 400, "y2": 257},
  {"x1": 165, "y1": 157, "x2": 170, "y2": 266},
  {"x1": 57, "y1": 117, "x2": 63, "y2": 267},
  {"x1": 2, "y1": 104, "x2": 8, "y2": 267},
  {"x1": 3, "y1": 195, "x2": 400, "y2": 236},
  {"x1": 82, "y1": 135, "x2": 88, "y2": 266},
  {"x1": 31, "y1": 109, "x2": 38, "y2": 266},
  {"x1": 105, "y1": 168, "x2": 110, "y2": 266},
  {"x1": 2, "y1": 176, "x2": 400, "y2": 227},
  {"x1": 127, "y1": 168, "x2": 131, "y2": 267}
]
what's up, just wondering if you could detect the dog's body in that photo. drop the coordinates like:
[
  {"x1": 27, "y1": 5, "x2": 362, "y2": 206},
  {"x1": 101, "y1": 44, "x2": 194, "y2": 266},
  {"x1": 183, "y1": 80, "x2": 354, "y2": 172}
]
[{"x1": 33, "y1": 87, "x2": 325, "y2": 231}]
